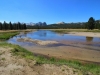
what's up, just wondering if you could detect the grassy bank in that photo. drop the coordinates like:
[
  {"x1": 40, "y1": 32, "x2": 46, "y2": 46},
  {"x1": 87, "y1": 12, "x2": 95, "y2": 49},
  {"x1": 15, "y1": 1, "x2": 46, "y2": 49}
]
[
  {"x1": 51, "y1": 29, "x2": 100, "y2": 33},
  {"x1": 0, "y1": 29, "x2": 36, "y2": 40},
  {"x1": 0, "y1": 42, "x2": 100, "y2": 75},
  {"x1": 0, "y1": 29, "x2": 33, "y2": 33},
  {"x1": 0, "y1": 32, "x2": 19, "y2": 40}
]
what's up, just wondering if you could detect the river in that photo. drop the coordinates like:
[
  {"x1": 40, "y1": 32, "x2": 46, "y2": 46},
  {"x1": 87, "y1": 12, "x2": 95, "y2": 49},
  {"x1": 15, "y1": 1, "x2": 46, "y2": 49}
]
[{"x1": 7, "y1": 30, "x2": 100, "y2": 63}]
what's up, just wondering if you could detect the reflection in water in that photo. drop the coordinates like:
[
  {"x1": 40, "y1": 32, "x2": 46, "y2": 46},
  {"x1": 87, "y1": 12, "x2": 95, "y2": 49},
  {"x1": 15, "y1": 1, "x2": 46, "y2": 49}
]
[
  {"x1": 40, "y1": 32, "x2": 47, "y2": 37},
  {"x1": 86, "y1": 37, "x2": 93, "y2": 42},
  {"x1": 34, "y1": 30, "x2": 47, "y2": 37},
  {"x1": 23, "y1": 33, "x2": 27, "y2": 37}
]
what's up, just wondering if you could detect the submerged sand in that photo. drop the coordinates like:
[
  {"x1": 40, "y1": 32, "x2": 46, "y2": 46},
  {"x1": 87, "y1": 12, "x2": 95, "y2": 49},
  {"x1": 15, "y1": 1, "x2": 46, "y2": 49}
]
[
  {"x1": 22, "y1": 39, "x2": 100, "y2": 63},
  {"x1": 17, "y1": 37, "x2": 58, "y2": 45}
]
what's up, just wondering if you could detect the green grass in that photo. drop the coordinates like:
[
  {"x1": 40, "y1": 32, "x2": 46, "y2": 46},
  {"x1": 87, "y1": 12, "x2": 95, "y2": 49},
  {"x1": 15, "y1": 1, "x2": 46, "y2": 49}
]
[
  {"x1": 84, "y1": 29, "x2": 100, "y2": 32},
  {"x1": 0, "y1": 32, "x2": 19, "y2": 40},
  {"x1": 52, "y1": 30, "x2": 69, "y2": 34},
  {"x1": 1, "y1": 58, "x2": 6, "y2": 61},
  {"x1": 52, "y1": 29, "x2": 100, "y2": 34},
  {"x1": 0, "y1": 42, "x2": 100, "y2": 75}
]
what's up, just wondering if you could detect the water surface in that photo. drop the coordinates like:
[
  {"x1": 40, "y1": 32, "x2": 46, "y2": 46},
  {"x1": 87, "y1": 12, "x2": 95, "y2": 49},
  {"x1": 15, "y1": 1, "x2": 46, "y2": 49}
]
[
  {"x1": 7, "y1": 30, "x2": 100, "y2": 50},
  {"x1": 7, "y1": 30, "x2": 100, "y2": 63}
]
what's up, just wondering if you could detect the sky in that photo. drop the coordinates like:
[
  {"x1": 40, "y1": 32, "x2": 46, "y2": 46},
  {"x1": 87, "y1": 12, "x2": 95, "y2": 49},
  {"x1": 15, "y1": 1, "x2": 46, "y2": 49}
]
[{"x1": 0, "y1": 0, "x2": 100, "y2": 24}]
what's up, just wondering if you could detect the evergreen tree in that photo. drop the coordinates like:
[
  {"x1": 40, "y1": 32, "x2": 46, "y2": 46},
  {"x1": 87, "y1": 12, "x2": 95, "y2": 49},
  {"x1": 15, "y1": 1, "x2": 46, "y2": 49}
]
[
  {"x1": 0, "y1": 22, "x2": 2, "y2": 30},
  {"x1": 3, "y1": 21, "x2": 7, "y2": 30},
  {"x1": 98, "y1": 23, "x2": 100, "y2": 30},
  {"x1": 87, "y1": 17, "x2": 95, "y2": 30},
  {"x1": 13, "y1": 23, "x2": 17, "y2": 30},
  {"x1": 95, "y1": 20, "x2": 100, "y2": 30},
  {"x1": 23, "y1": 23, "x2": 27, "y2": 29},
  {"x1": 9, "y1": 21, "x2": 13, "y2": 30},
  {"x1": 18, "y1": 22, "x2": 21, "y2": 29}
]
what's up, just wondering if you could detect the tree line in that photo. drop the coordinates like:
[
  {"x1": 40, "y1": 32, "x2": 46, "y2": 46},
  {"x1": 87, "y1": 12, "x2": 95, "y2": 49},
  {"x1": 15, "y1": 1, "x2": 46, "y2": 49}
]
[
  {"x1": 27, "y1": 17, "x2": 100, "y2": 30},
  {"x1": 1, "y1": 17, "x2": 100, "y2": 30},
  {"x1": 87, "y1": 17, "x2": 100, "y2": 30},
  {"x1": 0, "y1": 21, "x2": 27, "y2": 30}
]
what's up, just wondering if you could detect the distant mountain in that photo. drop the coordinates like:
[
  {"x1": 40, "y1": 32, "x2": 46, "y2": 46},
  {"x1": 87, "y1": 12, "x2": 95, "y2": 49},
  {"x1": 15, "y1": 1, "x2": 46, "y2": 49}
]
[
  {"x1": 26, "y1": 22, "x2": 47, "y2": 26},
  {"x1": 36, "y1": 22, "x2": 47, "y2": 26},
  {"x1": 26, "y1": 22, "x2": 36, "y2": 26},
  {"x1": 56, "y1": 22, "x2": 65, "y2": 24}
]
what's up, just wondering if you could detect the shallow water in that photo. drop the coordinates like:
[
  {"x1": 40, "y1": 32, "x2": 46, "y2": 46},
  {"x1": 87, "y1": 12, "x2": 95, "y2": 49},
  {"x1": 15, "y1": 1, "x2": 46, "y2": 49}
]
[
  {"x1": 7, "y1": 30, "x2": 100, "y2": 50},
  {"x1": 7, "y1": 30, "x2": 100, "y2": 63}
]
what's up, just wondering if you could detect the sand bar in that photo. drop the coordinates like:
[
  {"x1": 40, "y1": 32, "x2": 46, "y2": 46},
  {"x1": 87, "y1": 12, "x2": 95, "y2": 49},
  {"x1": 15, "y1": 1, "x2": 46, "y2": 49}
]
[{"x1": 68, "y1": 32, "x2": 100, "y2": 37}]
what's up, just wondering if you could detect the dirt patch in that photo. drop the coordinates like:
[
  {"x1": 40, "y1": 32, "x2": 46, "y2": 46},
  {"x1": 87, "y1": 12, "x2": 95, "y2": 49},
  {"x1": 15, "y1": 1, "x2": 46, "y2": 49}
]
[{"x1": 0, "y1": 47, "x2": 83, "y2": 75}]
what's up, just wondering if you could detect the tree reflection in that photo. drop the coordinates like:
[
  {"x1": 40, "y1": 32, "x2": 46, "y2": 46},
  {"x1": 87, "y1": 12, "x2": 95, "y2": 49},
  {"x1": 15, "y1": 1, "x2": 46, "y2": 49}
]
[{"x1": 86, "y1": 36, "x2": 93, "y2": 42}]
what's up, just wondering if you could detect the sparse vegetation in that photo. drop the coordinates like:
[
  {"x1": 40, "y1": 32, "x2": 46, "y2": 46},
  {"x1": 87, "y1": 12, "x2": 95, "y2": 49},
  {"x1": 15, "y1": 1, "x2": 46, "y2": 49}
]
[
  {"x1": 52, "y1": 30, "x2": 69, "y2": 34},
  {"x1": 1, "y1": 58, "x2": 6, "y2": 61},
  {"x1": 52, "y1": 29, "x2": 100, "y2": 34},
  {"x1": 0, "y1": 42, "x2": 100, "y2": 75}
]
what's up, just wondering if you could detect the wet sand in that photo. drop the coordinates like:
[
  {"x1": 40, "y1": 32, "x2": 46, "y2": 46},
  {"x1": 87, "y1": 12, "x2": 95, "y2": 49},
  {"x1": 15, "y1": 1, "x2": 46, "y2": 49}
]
[
  {"x1": 23, "y1": 41, "x2": 100, "y2": 63},
  {"x1": 21, "y1": 35, "x2": 100, "y2": 63}
]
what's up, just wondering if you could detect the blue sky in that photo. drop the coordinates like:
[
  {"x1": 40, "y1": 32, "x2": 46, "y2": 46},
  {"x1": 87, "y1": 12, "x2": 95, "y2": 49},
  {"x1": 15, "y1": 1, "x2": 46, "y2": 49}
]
[{"x1": 0, "y1": 0, "x2": 100, "y2": 24}]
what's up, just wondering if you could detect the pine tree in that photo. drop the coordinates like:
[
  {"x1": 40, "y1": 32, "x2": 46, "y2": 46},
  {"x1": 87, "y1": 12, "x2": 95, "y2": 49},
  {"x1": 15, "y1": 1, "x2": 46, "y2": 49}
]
[
  {"x1": 87, "y1": 17, "x2": 95, "y2": 30},
  {"x1": 23, "y1": 23, "x2": 26, "y2": 29},
  {"x1": 18, "y1": 22, "x2": 21, "y2": 29},
  {"x1": 3, "y1": 21, "x2": 7, "y2": 30},
  {"x1": 9, "y1": 21, "x2": 13, "y2": 30},
  {"x1": 0, "y1": 22, "x2": 2, "y2": 30}
]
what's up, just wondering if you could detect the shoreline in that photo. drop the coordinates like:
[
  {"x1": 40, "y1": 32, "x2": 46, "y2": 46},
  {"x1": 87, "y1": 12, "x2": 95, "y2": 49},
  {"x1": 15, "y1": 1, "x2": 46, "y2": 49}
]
[
  {"x1": 0, "y1": 43, "x2": 100, "y2": 75},
  {"x1": 23, "y1": 44, "x2": 100, "y2": 64},
  {"x1": 33, "y1": 52, "x2": 100, "y2": 64},
  {"x1": 68, "y1": 32, "x2": 100, "y2": 37}
]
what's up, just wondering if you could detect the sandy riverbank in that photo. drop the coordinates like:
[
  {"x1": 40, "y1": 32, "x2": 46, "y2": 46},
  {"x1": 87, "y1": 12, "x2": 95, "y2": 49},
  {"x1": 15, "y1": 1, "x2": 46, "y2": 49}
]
[
  {"x1": 24, "y1": 46, "x2": 100, "y2": 64},
  {"x1": 0, "y1": 47, "x2": 83, "y2": 75},
  {"x1": 68, "y1": 32, "x2": 100, "y2": 37}
]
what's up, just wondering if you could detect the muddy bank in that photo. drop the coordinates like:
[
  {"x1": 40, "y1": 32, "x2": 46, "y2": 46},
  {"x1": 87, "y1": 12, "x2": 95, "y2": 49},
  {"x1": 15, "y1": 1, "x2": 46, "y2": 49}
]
[{"x1": 17, "y1": 37, "x2": 58, "y2": 45}]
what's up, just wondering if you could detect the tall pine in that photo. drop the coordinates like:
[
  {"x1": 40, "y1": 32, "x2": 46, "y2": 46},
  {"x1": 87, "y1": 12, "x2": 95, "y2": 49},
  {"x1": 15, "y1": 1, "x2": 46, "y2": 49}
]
[
  {"x1": 9, "y1": 21, "x2": 13, "y2": 30},
  {"x1": 0, "y1": 22, "x2": 2, "y2": 30},
  {"x1": 87, "y1": 17, "x2": 95, "y2": 30}
]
